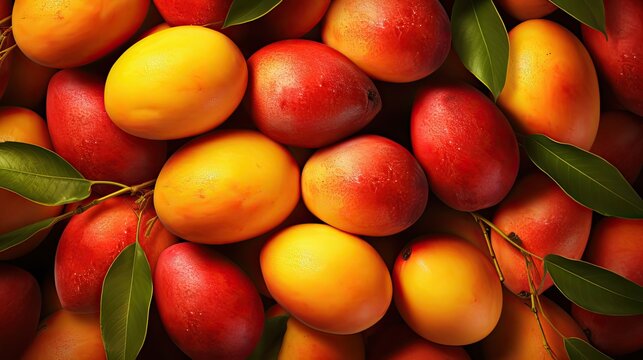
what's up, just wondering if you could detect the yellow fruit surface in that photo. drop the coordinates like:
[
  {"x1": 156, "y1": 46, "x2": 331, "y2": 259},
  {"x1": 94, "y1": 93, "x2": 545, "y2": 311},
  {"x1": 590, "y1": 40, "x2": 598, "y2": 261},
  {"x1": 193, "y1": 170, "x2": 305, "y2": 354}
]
[
  {"x1": 261, "y1": 223, "x2": 392, "y2": 335},
  {"x1": 393, "y1": 235, "x2": 503, "y2": 345},
  {"x1": 154, "y1": 130, "x2": 299, "y2": 244},
  {"x1": 105, "y1": 25, "x2": 247, "y2": 140},
  {"x1": 12, "y1": 0, "x2": 148, "y2": 68},
  {"x1": 498, "y1": 19, "x2": 600, "y2": 150}
]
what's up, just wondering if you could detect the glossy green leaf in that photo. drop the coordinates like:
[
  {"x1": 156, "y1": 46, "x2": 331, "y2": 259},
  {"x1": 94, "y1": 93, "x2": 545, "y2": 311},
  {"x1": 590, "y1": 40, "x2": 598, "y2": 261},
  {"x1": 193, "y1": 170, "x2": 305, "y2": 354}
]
[
  {"x1": 544, "y1": 255, "x2": 643, "y2": 316},
  {"x1": 223, "y1": 0, "x2": 283, "y2": 28},
  {"x1": 0, "y1": 142, "x2": 91, "y2": 205},
  {"x1": 548, "y1": 0, "x2": 606, "y2": 36},
  {"x1": 522, "y1": 134, "x2": 643, "y2": 218},
  {"x1": 565, "y1": 337, "x2": 613, "y2": 360},
  {"x1": 0, "y1": 215, "x2": 63, "y2": 253},
  {"x1": 101, "y1": 242, "x2": 153, "y2": 360},
  {"x1": 247, "y1": 315, "x2": 289, "y2": 360},
  {"x1": 451, "y1": 0, "x2": 509, "y2": 99}
]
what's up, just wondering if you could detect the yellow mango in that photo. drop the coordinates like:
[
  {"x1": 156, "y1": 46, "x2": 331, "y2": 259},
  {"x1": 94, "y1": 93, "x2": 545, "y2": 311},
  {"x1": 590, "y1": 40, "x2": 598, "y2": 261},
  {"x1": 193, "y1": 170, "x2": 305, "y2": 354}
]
[{"x1": 498, "y1": 19, "x2": 600, "y2": 150}]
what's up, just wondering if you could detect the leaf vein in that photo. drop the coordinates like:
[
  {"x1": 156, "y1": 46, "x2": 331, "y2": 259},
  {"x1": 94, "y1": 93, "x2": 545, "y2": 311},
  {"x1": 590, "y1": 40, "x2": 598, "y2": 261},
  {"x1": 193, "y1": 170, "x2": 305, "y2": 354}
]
[{"x1": 532, "y1": 138, "x2": 643, "y2": 211}]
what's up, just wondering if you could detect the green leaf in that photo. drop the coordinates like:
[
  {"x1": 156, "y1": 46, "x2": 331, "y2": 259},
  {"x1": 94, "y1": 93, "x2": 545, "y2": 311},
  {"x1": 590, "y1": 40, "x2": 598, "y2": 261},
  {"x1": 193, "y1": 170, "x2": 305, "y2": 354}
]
[
  {"x1": 0, "y1": 215, "x2": 63, "y2": 253},
  {"x1": 522, "y1": 134, "x2": 643, "y2": 218},
  {"x1": 451, "y1": 0, "x2": 509, "y2": 99},
  {"x1": 548, "y1": 0, "x2": 607, "y2": 36},
  {"x1": 223, "y1": 0, "x2": 283, "y2": 28},
  {"x1": 544, "y1": 255, "x2": 643, "y2": 316},
  {"x1": 565, "y1": 337, "x2": 613, "y2": 360},
  {"x1": 0, "y1": 142, "x2": 91, "y2": 205},
  {"x1": 100, "y1": 242, "x2": 153, "y2": 360},
  {"x1": 247, "y1": 315, "x2": 289, "y2": 360}
]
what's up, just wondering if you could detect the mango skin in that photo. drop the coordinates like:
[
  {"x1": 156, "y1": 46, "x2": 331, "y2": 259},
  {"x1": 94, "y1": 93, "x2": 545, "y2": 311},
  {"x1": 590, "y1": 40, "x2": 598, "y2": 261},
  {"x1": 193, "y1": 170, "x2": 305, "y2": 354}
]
[
  {"x1": 153, "y1": 0, "x2": 233, "y2": 27},
  {"x1": 46, "y1": 69, "x2": 167, "y2": 189},
  {"x1": 154, "y1": 242, "x2": 264, "y2": 360},
  {"x1": 153, "y1": 130, "x2": 300, "y2": 244},
  {"x1": 582, "y1": 0, "x2": 643, "y2": 116},
  {"x1": 481, "y1": 290, "x2": 587, "y2": 360},
  {"x1": 105, "y1": 26, "x2": 247, "y2": 140},
  {"x1": 0, "y1": 107, "x2": 63, "y2": 260},
  {"x1": 12, "y1": 0, "x2": 149, "y2": 68},
  {"x1": 498, "y1": 19, "x2": 600, "y2": 150},
  {"x1": 247, "y1": 39, "x2": 381, "y2": 148},
  {"x1": 0, "y1": 264, "x2": 41, "y2": 359},
  {"x1": 0, "y1": 48, "x2": 57, "y2": 110},
  {"x1": 366, "y1": 321, "x2": 471, "y2": 360},
  {"x1": 278, "y1": 317, "x2": 365, "y2": 360},
  {"x1": 571, "y1": 217, "x2": 643, "y2": 356},
  {"x1": 411, "y1": 81, "x2": 519, "y2": 211},
  {"x1": 322, "y1": 0, "x2": 451, "y2": 83},
  {"x1": 21, "y1": 310, "x2": 105, "y2": 360},
  {"x1": 139, "y1": 304, "x2": 190, "y2": 360},
  {"x1": 393, "y1": 235, "x2": 503, "y2": 346},
  {"x1": 260, "y1": 223, "x2": 392, "y2": 335},
  {"x1": 589, "y1": 111, "x2": 643, "y2": 184},
  {"x1": 302, "y1": 135, "x2": 428, "y2": 236},
  {"x1": 405, "y1": 198, "x2": 489, "y2": 256},
  {"x1": 495, "y1": 0, "x2": 557, "y2": 20},
  {"x1": 54, "y1": 196, "x2": 176, "y2": 313},
  {"x1": 491, "y1": 173, "x2": 593, "y2": 296},
  {"x1": 252, "y1": 0, "x2": 331, "y2": 41}
]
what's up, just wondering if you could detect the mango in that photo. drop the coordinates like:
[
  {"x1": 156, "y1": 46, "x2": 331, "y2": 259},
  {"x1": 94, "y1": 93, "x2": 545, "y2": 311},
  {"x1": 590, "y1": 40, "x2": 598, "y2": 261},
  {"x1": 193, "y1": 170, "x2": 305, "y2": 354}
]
[
  {"x1": 302, "y1": 135, "x2": 428, "y2": 236},
  {"x1": 278, "y1": 317, "x2": 365, "y2": 360},
  {"x1": 251, "y1": 0, "x2": 331, "y2": 41},
  {"x1": 0, "y1": 264, "x2": 41, "y2": 359},
  {"x1": 481, "y1": 290, "x2": 587, "y2": 360},
  {"x1": 498, "y1": 19, "x2": 600, "y2": 150},
  {"x1": 154, "y1": 242, "x2": 264, "y2": 360},
  {"x1": 393, "y1": 235, "x2": 502, "y2": 345},
  {"x1": 366, "y1": 321, "x2": 471, "y2": 359},
  {"x1": 491, "y1": 173, "x2": 592, "y2": 296},
  {"x1": 571, "y1": 217, "x2": 643, "y2": 356},
  {"x1": 105, "y1": 26, "x2": 247, "y2": 140},
  {"x1": 153, "y1": 0, "x2": 233, "y2": 27},
  {"x1": 495, "y1": 0, "x2": 557, "y2": 20},
  {"x1": 12, "y1": 0, "x2": 149, "y2": 68},
  {"x1": 405, "y1": 199, "x2": 488, "y2": 255},
  {"x1": 582, "y1": 0, "x2": 643, "y2": 116},
  {"x1": 261, "y1": 223, "x2": 392, "y2": 335},
  {"x1": 55, "y1": 196, "x2": 176, "y2": 313},
  {"x1": 411, "y1": 81, "x2": 519, "y2": 211},
  {"x1": 0, "y1": 48, "x2": 57, "y2": 110},
  {"x1": 46, "y1": 69, "x2": 167, "y2": 190},
  {"x1": 21, "y1": 310, "x2": 105, "y2": 360},
  {"x1": 589, "y1": 111, "x2": 643, "y2": 184},
  {"x1": 247, "y1": 39, "x2": 380, "y2": 148},
  {"x1": 322, "y1": 0, "x2": 451, "y2": 83},
  {"x1": 153, "y1": 130, "x2": 300, "y2": 244},
  {"x1": 0, "y1": 107, "x2": 62, "y2": 260}
]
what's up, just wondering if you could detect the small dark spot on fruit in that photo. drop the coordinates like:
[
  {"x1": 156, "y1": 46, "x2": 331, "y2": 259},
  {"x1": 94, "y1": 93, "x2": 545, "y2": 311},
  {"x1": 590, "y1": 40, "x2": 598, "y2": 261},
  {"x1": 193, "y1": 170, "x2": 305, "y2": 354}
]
[
  {"x1": 367, "y1": 89, "x2": 378, "y2": 103},
  {"x1": 401, "y1": 246, "x2": 412, "y2": 261},
  {"x1": 508, "y1": 232, "x2": 523, "y2": 245},
  {"x1": 518, "y1": 291, "x2": 530, "y2": 299}
]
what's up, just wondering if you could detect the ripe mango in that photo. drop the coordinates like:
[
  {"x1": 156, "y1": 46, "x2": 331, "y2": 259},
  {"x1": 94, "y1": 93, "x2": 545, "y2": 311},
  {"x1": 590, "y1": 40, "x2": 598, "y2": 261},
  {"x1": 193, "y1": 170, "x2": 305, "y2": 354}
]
[
  {"x1": 582, "y1": 0, "x2": 643, "y2": 116},
  {"x1": 411, "y1": 81, "x2": 519, "y2": 211},
  {"x1": 498, "y1": 19, "x2": 600, "y2": 150}
]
